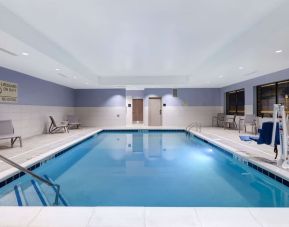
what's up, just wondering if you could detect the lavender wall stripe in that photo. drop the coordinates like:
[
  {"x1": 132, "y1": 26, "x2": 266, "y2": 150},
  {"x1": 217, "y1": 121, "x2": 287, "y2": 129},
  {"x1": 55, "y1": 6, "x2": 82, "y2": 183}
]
[
  {"x1": 75, "y1": 89, "x2": 126, "y2": 107},
  {"x1": 126, "y1": 90, "x2": 145, "y2": 98},
  {"x1": 221, "y1": 68, "x2": 289, "y2": 106},
  {"x1": 144, "y1": 88, "x2": 221, "y2": 106},
  {"x1": 0, "y1": 66, "x2": 75, "y2": 107},
  {"x1": 3, "y1": 65, "x2": 289, "y2": 109}
]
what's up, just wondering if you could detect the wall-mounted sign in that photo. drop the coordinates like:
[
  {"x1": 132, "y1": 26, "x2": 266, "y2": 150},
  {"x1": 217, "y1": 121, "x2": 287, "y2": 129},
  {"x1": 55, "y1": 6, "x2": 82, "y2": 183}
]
[{"x1": 0, "y1": 80, "x2": 18, "y2": 103}]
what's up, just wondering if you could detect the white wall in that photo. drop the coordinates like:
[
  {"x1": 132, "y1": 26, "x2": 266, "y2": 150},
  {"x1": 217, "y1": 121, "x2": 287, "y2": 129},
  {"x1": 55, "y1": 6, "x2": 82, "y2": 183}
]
[
  {"x1": 75, "y1": 107, "x2": 126, "y2": 127},
  {"x1": 161, "y1": 106, "x2": 223, "y2": 127},
  {"x1": 0, "y1": 104, "x2": 74, "y2": 139}
]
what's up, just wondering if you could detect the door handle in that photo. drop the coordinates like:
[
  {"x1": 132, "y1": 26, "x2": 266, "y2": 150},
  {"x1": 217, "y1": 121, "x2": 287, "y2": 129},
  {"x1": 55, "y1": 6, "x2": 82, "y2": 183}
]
[{"x1": 160, "y1": 109, "x2": 162, "y2": 115}]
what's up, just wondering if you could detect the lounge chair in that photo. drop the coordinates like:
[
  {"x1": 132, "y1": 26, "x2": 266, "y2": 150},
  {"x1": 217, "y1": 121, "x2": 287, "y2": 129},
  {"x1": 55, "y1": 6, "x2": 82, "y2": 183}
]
[
  {"x1": 66, "y1": 115, "x2": 80, "y2": 129},
  {"x1": 239, "y1": 114, "x2": 257, "y2": 134},
  {"x1": 224, "y1": 115, "x2": 237, "y2": 129},
  {"x1": 0, "y1": 120, "x2": 22, "y2": 147},
  {"x1": 49, "y1": 116, "x2": 69, "y2": 134},
  {"x1": 212, "y1": 113, "x2": 225, "y2": 127}
]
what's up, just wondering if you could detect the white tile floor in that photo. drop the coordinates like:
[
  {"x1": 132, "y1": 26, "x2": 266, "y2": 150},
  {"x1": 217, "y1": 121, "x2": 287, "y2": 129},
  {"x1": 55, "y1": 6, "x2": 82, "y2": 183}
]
[
  {"x1": 0, "y1": 126, "x2": 289, "y2": 227},
  {"x1": 1, "y1": 206, "x2": 289, "y2": 227}
]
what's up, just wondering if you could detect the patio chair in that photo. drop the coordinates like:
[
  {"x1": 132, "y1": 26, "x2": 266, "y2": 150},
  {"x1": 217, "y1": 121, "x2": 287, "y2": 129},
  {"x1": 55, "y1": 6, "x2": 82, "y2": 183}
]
[
  {"x1": 0, "y1": 120, "x2": 22, "y2": 147},
  {"x1": 239, "y1": 114, "x2": 257, "y2": 134},
  {"x1": 49, "y1": 116, "x2": 69, "y2": 134},
  {"x1": 212, "y1": 113, "x2": 225, "y2": 127},
  {"x1": 66, "y1": 115, "x2": 80, "y2": 129},
  {"x1": 224, "y1": 115, "x2": 237, "y2": 129}
]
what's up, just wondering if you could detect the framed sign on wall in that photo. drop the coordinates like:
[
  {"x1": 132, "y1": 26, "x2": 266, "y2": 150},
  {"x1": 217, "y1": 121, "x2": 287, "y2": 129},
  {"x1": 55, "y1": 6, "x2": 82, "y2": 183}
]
[{"x1": 0, "y1": 80, "x2": 18, "y2": 103}]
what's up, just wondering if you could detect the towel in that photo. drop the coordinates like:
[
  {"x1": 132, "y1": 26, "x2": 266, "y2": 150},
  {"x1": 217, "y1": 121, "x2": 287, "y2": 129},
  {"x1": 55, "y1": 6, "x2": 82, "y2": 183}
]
[{"x1": 239, "y1": 136, "x2": 252, "y2": 141}]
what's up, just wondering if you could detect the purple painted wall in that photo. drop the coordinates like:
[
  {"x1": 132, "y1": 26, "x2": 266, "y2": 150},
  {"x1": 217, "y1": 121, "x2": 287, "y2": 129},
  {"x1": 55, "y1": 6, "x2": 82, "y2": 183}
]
[
  {"x1": 126, "y1": 90, "x2": 144, "y2": 98},
  {"x1": 0, "y1": 66, "x2": 75, "y2": 106},
  {"x1": 144, "y1": 88, "x2": 221, "y2": 106},
  {"x1": 10, "y1": 64, "x2": 288, "y2": 109},
  {"x1": 75, "y1": 88, "x2": 221, "y2": 107},
  {"x1": 75, "y1": 89, "x2": 126, "y2": 107},
  {"x1": 221, "y1": 68, "x2": 289, "y2": 106}
]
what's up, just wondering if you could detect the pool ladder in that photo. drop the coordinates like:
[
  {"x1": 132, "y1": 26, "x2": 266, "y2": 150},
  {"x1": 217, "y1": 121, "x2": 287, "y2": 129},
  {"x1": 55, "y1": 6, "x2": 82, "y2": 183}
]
[
  {"x1": 0, "y1": 154, "x2": 63, "y2": 206},
  {"x1": 186, "y1": 122, "x2": 202, "y2": 133}
]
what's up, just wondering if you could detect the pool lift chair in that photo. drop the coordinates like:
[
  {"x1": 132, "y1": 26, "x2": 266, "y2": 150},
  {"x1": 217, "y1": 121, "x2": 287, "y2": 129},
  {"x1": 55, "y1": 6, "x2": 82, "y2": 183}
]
[
  {"x1": 271, "y1": 104, "x2": 289, "y2": 169},
  {"x1": 239, "y1": 104, "x2": 289, "y2": 169}
]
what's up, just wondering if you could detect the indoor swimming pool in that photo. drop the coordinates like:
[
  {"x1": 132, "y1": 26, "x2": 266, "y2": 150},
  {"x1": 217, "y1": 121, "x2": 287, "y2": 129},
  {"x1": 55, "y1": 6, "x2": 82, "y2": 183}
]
[{"x1": 0, "y1": 130, "x2": 289, "y2": 207}]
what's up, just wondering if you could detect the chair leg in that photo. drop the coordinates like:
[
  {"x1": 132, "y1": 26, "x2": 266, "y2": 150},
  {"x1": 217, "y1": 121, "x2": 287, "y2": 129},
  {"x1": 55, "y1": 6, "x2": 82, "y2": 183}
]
[
  {"x1": 11, "y1": 137, "x2": 19, "y2": 148},
  {"x1": 19, "y1": 137, "x2": 22, "y2": 147},
  {"x1": 49, "y1": 122, "x2": 54, "y2": 134}
]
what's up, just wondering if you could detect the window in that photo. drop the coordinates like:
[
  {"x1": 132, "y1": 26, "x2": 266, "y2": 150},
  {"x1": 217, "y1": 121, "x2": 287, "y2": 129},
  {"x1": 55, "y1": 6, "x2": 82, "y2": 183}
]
[
  {"x1": 257, "y1": 80, "x2": 289, "y2": 117},
  {"x1": 226, "y1": 89, "x2": 244, "y2": 116}
]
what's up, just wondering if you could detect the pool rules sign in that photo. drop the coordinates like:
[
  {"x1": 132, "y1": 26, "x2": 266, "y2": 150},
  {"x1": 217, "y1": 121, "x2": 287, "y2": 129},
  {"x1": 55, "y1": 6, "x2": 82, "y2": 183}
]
[{"x1": 0, "y1": 80, "x2": 18, "y2": 103}]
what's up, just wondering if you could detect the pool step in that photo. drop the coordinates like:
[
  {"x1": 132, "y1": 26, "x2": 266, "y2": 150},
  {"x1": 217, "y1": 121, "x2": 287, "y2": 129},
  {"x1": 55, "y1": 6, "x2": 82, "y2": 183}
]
[
  {"x1": 14, "y1": 185, "x2": 27, "y2": 206},
  {"x1": 31, "y1": 180, "x2": 49, "y2": 206},
  {"x1": 0, "y1": 176, "x2": 69, "y2": 207},
  {"x1": 43, "y1": 175, "x2": 69, "y2": 206}
]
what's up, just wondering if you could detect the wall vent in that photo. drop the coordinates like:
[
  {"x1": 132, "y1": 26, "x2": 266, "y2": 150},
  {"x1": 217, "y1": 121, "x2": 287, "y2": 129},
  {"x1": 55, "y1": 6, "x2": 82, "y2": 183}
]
[
  {"x1": 173, "y1": 88, "x2": 178, "y2": 97},
  {"x1": 0, "y1": 48, "x2": 18, "y2": 56}
]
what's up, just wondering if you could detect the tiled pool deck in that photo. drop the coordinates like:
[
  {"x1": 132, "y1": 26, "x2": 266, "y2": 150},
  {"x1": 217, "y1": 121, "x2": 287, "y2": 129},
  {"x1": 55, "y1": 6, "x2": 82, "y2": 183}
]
[{"x1": 0, "y1": 126, "x2": 289, "y2": 226}]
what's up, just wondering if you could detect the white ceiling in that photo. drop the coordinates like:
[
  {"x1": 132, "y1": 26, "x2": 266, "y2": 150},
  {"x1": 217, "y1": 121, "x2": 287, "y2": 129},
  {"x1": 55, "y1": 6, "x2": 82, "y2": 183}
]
[{"x1": 0, "y1": 0, "x2": 289, "y2": 88}]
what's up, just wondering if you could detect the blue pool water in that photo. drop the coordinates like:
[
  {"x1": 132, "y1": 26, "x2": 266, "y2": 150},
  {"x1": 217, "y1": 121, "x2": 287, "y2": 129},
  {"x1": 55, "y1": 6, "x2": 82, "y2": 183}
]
[{"x1": 1, "y1": 130, "x2": 289, "y2": 207}]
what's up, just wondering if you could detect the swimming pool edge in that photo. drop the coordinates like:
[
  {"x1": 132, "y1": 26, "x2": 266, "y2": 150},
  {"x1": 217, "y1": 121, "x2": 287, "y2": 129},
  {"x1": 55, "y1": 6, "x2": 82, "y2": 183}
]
[
  {"x1": 189, "y1": 130, "x2": 289, "y2": 188},
  {"x1": 0, "y1": 129, "x2": 103, "y2": 187}
]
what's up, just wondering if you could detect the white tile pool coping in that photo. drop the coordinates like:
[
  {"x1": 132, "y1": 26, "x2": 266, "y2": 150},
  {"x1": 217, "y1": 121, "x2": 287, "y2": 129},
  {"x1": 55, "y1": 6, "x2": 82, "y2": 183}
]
[
  {"x1": 1, "y1": 206, "x2": 289, "y2": 227},
  {"x1": 0, "y1": 127, "x2": 289, "y2": 226}
]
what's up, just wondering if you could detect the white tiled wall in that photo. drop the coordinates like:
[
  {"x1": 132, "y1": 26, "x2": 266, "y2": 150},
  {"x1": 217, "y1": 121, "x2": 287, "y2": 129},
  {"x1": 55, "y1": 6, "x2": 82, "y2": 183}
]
[
  {"x1": 0, "y1": 104, "x2": 222, "y2": 139},
  {"x1": 161, "y1": 106, "x2": 223, "y2": 127},
  {"x1": 128, "y1": 104, "x2": 222, "y2": 127},
  {"x1": 0, "y1": 104, "x2": 74, "y2": 138},
  {"x1": 75, "y1": 107, "x2": 126, "y2": 127}
]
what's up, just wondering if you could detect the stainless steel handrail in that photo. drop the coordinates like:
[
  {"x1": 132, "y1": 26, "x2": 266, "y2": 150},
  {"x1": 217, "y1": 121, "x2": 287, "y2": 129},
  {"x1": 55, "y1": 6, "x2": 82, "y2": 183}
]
[
  {"x1": 186, "y1": 122, "x2": 202, "y2": 132},
  {"x1": 0, "y1": 155, "x2": 60, "y2": 205},
  {"x1": 186, "y1": 122, "x2": 195, "y2": 131}
]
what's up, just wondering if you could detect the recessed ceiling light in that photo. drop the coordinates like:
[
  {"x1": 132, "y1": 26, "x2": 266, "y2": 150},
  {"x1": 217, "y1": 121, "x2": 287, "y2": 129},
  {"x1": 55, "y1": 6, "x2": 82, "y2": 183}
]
[
  {"x1": 218, "y1": 75, "x2": 224, "y2": 78},
  {"x1": 275, "y1": 50, "x2": 283, "y2": 53},
  {"x1": 239, "y1": 66, "x2": 244, "y2": 70},
  {"x1": 22, "y1": 52, "x2": 29, "y2": 56},
  {"x1": 55, "y1": 68, "x2": 60, "y2": 71}
]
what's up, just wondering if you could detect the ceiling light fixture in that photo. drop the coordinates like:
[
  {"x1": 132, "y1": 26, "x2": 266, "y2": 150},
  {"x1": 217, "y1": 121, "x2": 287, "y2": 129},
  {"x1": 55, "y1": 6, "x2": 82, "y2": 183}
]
[
  {"x1": 239, "y1": 66, "x2": 244, "y2": 70},
  {"x1": 275, "y1": 50, "x2": 283, "y2": 53},
  {"x1": 55, "y1": 68, "x2": 60, "y2": 71},
  {"x1": 218, "y1": 75, "x2": 224, "y2": 78},
  {"x1": 22, "y1": 52, "x2": 29, "y2": 56}
]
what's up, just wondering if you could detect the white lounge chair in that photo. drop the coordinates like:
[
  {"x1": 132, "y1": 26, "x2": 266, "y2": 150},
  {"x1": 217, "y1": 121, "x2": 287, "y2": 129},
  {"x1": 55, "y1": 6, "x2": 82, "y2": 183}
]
[
  {"x1": 66, "y1": 115, "x2": 80, "y2": 129},
  {"x1": 49, "y1": 116, "x2": 69, "y2": 134},
  {"x1": 0, "y1": 120, "x2": 22, "y2": 147},
  {"x1": 239, "y1": 114, "x2": 257, "y2": 134}
]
